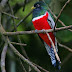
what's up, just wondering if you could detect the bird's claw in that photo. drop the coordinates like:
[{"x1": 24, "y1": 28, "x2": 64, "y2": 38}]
[
  {"x1": 35, "y1": 29, "x2": 38, "y2": 33},
  {"x1": 42, "y1": 29, "x2": 46, "y2": 34},
  {"x1": 42, "y1": 29, "x2": 45, "y2": 31}
]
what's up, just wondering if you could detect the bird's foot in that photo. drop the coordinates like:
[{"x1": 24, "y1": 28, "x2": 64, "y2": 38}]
[
  {"x1": 42, "y1": 29, "x2": 46, "y2": 34},
  {"x1": 35, "y1": 29, "x2": 38, "y2": 33}
]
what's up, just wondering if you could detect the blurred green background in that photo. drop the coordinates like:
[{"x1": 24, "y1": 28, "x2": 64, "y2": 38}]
[{"x1": 0, "y1": 0, "x2": 72, "y2": 72}]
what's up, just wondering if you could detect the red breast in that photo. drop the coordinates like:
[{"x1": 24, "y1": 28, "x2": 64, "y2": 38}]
[{"x1": 32, "y1": 12, "x2": 55, "y2": 47}]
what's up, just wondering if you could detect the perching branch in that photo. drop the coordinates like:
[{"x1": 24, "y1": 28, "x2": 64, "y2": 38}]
[
  {"x1": 1, "y1": 43, "x2": 8, "y2": 72},
  {"x1": 3, "y1": 25, "x2": 72, "y2": 36},
  {"x1": 46, "y1": 33, "x2": 61, "y2": 63},
  {"x1": 18, "y1": 58, "x2": 27, "y2": 72}
]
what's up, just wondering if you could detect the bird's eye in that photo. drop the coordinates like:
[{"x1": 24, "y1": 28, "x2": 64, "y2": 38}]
[{"x1": 36, "y1": 4, "x2": 40, "y2": 7}]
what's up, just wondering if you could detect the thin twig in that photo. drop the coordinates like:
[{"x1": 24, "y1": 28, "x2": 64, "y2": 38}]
[
  {"x1": 32, "y1": 62, "x2": 49, "y2": 72},
  {"x1": 0, "y1": 3, "x2": 8, "y2": 72},
  {"x1": 16, "y1": 10, "x2": 33, "y2": 27},
  {"x1": 17, "y1": 36, "x2": 31, "y2": 72},
  {"x1": 0, "y1": 25, "x2": 41, "y2": 72},
  {"x1": 1, "y1": 11, "x2": 19, "y2": 19},
  {"x1": 18, "y1": 58, "x2": 27, "y2": 72},
  {"x1": 57, "y1": 19, "x2": 72, "y2": 32},
  {"x1": 8, "y1": 1, "x2": 26, "y2": 72},
  {"x1": 58, "y1": 43, "x2": 72, "y2": 52},
  {"x1": 7, "y1": 1, "x2": 31, "y2": 71},
  {"x1": 48, "y1": 7, "x2": 72, "y2": 32},
  {"x1": 1, "y1": 43, "x2": 8, "y2": 72},
  {"x1": 55, "y1": 0, "x2": 71, "y2": 27},
  {"x1": 3, "y1": 25, "x2": 72, "y2": 36},
  {"x1": 7, "y1": 0, "x2": 17, "y2": 31},
  {"x1": 11, "y1": 42, "x2": 27, "y2": 46},
  {"x1": 46, "y1": 33, "x2": 61, "y2": 63},
  {"x1": 0, "y1": 2, "x2": 41, "y2": 72},
  {"x1": 11, "y1": 10, "x2": 33, "y2": 31},
  {"x1": 17, "y1": 36, "x2": 29, "y2": 59},
  {"x1": 7, "y1": 38, "x2": 41, "y2": 72}
]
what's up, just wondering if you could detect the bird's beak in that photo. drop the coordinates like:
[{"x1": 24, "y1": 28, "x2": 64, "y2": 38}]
[{"x1": 31, "y1": 6, "x2": 36, "y2": 10}]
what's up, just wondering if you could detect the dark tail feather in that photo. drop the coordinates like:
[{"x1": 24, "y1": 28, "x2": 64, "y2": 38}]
[
  {"x1": 44, "y1": 41, "x2": 56, "y2": 66},
  {"x1": 44, "y1": 41, "x2": 61, "y2": 70}
]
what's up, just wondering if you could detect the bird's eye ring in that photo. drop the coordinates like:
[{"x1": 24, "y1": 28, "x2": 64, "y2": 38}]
[{"x1": 37, "y1": 4, "x2": 40, "y2": 7}]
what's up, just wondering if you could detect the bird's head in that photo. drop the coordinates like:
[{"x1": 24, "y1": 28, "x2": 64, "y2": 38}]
[
  {"x1": 32, "y1": 1, "x2": 47, "y2": 10},
  {"x1": 32, "y1": 1, "x2": 48, "y2": 18}
]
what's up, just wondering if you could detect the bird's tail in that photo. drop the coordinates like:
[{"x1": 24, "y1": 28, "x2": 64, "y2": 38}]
[
  {"x1": 44, "y1": 41, "x2": 57, "y2": 66},
  {"x1": 44, "y1": 38, "x2": 61, "y2": 69}
]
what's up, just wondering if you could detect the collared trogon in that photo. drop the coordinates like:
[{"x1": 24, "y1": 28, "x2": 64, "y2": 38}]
[{"x1": 32, "y1": 1, "x2": 61, "y2": 70}]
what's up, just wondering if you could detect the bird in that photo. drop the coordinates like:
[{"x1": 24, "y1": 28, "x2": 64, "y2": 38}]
[{"x1": 32, "y1": 1, "x2": 61, "y2": 70}]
